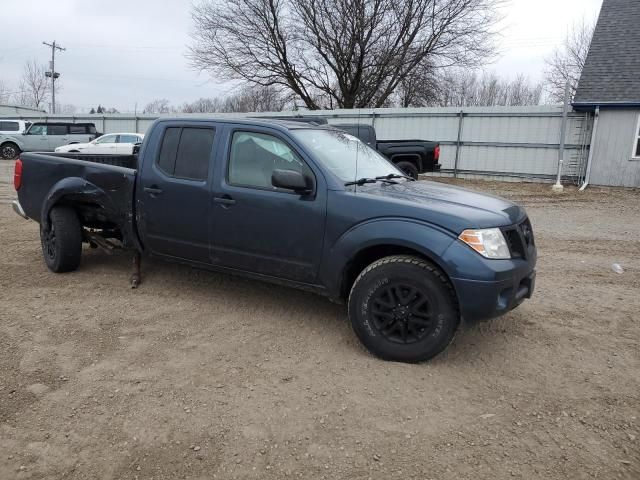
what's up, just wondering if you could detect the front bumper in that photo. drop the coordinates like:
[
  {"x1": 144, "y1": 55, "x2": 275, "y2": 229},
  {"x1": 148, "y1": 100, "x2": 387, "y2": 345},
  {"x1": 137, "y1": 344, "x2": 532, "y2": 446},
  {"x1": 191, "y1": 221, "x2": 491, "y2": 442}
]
[
  {"x1": 12, "y1": 200, "x2": 29, "y2": 219},
  {"x1": 452, "y1": 269, "x2": 535, "y2": 324},
  {"x1": 441, "y1": 235, "x2": 536, "y2": 324}
]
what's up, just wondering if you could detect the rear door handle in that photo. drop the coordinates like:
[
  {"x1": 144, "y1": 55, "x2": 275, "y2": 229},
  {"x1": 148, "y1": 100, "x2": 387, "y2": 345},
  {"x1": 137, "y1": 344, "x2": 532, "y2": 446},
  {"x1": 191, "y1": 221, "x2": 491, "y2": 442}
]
[
  {"x1": 144, "y1": 186, "x2": 163, "y2": 195},
  {"x1": 213, "y1": 196, "x2": 236, "y2": 206}
]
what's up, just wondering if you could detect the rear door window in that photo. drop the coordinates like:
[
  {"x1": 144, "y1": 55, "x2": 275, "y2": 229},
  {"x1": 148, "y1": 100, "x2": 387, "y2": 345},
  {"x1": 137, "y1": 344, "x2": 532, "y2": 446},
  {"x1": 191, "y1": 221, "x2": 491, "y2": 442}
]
[
  {"x1": 48, "y1": 125, "x2": 68, "y2": 135},
  {"x1": 119, "y1": 134, "x2": 141, "y2": 144},
  {"x1": 157, "y1": 127, "x2": 214, "y2": 181}
]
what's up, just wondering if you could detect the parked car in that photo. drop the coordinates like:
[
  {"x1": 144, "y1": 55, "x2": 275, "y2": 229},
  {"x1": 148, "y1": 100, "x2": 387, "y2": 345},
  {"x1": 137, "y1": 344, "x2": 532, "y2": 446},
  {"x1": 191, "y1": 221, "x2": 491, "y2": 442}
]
[
  {"x1": 12, "y1": 118, "x2": 536, "y2": 363},
  {"x1": 0, "y1": 119, "x2": 32, "y2": 135},
  {"x1": 0, "y1": 122, "x2": 99, "y2": 159},
  {"x1": 55, "y1": 133, "x2": 144, "y2": 154},
  {"x1": 332, "y1": 124, "x2": 440, "y2": 179}
]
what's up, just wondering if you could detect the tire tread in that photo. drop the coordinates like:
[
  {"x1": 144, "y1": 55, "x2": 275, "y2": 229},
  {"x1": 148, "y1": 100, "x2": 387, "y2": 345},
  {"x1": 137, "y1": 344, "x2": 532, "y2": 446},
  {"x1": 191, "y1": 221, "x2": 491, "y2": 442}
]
[{"x1": 348, "y1": 254, "x2": 459, "y2": 362}]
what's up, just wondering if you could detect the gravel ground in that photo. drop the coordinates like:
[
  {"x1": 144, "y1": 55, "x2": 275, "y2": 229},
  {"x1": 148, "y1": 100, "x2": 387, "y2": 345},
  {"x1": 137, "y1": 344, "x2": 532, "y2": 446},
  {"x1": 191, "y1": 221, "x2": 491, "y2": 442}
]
[{"x1": 0, "y1": 159, "x2": 639, "y2": 479}]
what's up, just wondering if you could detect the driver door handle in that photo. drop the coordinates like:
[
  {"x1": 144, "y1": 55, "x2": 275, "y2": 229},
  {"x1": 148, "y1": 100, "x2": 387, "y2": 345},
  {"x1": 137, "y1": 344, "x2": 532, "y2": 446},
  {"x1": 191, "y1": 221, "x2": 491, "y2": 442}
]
[
  {"x1": 144, "y1": 186, "x2": 163, "y2": 195},
  {"x1": 213, "y1": 195, "x2": 236, "y2": 206}
]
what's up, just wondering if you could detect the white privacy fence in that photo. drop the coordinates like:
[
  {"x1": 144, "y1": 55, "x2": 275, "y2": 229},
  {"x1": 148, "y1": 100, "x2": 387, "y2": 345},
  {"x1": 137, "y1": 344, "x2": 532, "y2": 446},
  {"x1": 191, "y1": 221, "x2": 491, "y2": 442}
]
[{"x1": 15, "y1": 105, "x2": 591, "y2": 183}]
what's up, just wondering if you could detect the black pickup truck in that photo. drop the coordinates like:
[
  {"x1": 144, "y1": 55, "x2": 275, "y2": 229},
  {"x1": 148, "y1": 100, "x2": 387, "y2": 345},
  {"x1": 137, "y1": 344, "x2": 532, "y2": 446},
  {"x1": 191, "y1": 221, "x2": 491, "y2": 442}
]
[
  {"x1": 333, "y1": 124, "x2": 441, "y2": 179},
  {"x1": 12, "y1": 118, "x2": 536, "y2": 362}
]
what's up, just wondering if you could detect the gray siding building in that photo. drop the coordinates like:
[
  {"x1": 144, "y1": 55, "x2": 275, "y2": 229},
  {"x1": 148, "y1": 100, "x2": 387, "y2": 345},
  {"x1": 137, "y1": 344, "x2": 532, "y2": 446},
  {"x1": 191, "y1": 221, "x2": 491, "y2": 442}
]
[
  {"x1": 573, "y1": 0, "x2": 640, "y2": 187},
  {"x1": 0, "y1": 104, "x2": 46, "y2": 117}
]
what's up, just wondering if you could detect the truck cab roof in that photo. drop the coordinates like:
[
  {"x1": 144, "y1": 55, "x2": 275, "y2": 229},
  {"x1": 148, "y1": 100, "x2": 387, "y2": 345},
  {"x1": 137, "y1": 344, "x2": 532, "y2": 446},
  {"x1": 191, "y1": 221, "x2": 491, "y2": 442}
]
[{"x1": 152, "y1": 117, "x2": 329, "y2": 132}]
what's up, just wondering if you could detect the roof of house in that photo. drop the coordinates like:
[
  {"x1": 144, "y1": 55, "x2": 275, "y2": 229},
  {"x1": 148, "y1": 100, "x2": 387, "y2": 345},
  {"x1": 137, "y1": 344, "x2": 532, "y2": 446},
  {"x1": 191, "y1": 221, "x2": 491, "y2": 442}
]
[{"x1": 573, "y1": 0, "x2": 640, "y2": 109}]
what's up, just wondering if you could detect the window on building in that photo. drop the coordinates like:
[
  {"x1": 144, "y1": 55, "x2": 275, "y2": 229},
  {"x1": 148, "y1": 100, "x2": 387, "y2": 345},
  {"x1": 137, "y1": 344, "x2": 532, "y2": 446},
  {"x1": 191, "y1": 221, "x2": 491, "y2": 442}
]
[{"x1": 633, "y1": 115, "x2": 640, "y2": 159}]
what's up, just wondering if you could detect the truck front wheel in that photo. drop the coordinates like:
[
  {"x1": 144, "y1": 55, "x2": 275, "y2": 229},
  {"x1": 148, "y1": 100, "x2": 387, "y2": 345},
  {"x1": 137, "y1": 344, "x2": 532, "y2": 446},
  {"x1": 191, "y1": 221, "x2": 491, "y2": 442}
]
[
  {"x1": 395, "y1": 161, "x2": 419, "y2": 180},
  {"x1": 1, "y1": 142, "x2": 20, "y2": 160},
  {"x1": 40, "y1": 206, "x2": 82, "y2": 273},
  {"x1": 348, "y1": 255, "x2": 459, "y2": 362}
]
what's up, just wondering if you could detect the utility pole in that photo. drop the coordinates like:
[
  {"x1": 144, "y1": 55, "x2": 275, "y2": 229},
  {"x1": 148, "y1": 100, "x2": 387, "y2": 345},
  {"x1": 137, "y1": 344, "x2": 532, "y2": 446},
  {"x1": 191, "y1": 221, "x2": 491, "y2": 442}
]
[{"x1": 43, "y1": 40, "x2": 65, "y2": 114}]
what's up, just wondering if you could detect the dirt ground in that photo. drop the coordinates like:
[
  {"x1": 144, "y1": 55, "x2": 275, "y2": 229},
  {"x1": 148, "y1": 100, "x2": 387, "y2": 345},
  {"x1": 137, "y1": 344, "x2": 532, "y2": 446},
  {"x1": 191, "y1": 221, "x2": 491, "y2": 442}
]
[{"x1": 0, "y1": 159, "x2": 638, "y2": 480}]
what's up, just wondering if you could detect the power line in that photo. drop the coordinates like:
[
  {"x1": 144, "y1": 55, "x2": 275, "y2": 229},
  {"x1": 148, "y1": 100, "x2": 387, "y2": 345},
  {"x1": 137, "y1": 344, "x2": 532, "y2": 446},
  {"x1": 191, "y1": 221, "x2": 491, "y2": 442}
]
[{"x1": 43, "y1": 40, "x2": 65, "y2": 114}]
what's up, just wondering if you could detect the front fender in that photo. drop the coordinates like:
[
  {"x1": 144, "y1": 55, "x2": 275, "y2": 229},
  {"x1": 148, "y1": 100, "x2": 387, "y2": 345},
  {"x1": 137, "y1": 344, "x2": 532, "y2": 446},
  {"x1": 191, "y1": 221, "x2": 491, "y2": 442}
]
[
  {"x1": 0, "y1": 135, "x2": 24, "y2": 149},
  {"x1": 320, "y1": 217, "x2": 457, "y2": 298}
]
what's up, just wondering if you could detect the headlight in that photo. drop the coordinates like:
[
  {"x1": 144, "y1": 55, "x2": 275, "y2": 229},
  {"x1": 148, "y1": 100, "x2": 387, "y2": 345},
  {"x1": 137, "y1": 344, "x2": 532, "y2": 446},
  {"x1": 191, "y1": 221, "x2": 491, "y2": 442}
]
[{"x1": 459, "y1": 228, "x2": 510, "y2": 259}]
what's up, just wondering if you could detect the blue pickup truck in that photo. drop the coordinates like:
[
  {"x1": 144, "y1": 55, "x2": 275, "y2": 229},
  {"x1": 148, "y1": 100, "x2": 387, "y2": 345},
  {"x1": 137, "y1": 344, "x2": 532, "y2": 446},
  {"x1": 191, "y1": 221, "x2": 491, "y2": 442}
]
[{"x1": 12, "y1": 118, "x2": 536, "y2": 362}]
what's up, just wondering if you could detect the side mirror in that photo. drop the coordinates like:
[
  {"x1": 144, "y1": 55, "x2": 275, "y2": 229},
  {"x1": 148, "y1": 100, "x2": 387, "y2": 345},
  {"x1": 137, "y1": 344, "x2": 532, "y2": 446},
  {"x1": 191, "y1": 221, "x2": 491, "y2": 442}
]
[{"x1": 272, "y1": 169, "x2": 312, "y2": 194}]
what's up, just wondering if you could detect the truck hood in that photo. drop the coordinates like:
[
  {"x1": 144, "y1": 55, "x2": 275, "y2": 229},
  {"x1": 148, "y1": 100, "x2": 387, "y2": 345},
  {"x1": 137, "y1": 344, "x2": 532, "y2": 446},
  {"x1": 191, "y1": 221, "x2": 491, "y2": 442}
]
[{"x1": 354, "y1": 180, "x2": 525, "y2": 232}]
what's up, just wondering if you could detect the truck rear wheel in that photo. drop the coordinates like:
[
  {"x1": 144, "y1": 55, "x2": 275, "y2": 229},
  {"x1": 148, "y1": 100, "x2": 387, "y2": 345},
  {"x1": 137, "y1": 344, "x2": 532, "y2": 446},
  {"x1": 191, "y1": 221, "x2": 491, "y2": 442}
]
[
  {"x1": 348, "y1": 255, "x2": 459, "y2": 362},
  {"x1": 1, "y1": 142, "x2": 20, "y2": 160},
  {"x1": 40, "y1": 206, "x2": 82, "y2": 273},
  {"x1": 396, "y1": 161, "x2": 419, "y2": 180}
]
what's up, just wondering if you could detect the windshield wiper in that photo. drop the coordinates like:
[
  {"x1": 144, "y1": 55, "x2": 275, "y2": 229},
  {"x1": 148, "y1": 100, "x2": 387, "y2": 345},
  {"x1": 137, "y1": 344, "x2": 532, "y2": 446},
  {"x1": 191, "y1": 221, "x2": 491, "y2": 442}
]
[
  {"x1": 376, "y1": 173, "x2": 416, "y2": 182},
  {"x1": 344, "y1": 177, "x2": 399, "y2": 186}
]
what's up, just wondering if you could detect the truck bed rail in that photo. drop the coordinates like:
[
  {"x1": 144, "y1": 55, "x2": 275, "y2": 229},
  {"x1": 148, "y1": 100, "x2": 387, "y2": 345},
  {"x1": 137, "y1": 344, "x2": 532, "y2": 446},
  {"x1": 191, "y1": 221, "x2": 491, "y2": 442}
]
[{"x1": 39, "y1": 152, "x2": 138, "y2": 170}]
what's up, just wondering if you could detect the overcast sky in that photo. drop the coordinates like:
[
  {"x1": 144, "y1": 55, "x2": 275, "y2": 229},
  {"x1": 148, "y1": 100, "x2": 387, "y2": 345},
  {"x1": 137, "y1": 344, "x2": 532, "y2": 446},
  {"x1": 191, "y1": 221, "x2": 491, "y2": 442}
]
[{"x1": 0, "y1": 0, "x2": 603, "y2": 112}]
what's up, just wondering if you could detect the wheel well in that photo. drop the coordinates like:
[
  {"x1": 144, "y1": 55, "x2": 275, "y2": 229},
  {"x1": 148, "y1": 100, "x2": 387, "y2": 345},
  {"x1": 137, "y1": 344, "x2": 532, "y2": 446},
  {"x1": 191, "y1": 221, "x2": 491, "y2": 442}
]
[
  {"x1": 391, "y1": 155, "x2": 419, "y2": 165},
  {"x1": 50, "y1": 197, "x2": 115, "y2": 230},
  {"x1": 340, "y1": 244, "x2": 451, "y2": 300}
]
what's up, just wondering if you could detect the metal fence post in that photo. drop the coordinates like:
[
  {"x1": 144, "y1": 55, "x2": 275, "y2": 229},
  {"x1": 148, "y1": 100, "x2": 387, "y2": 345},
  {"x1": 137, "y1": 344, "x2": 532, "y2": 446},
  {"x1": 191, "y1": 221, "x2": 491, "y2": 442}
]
[
  {"x1": 453, "y1": 110, "x2": 464, "y2": 178},
  {"x1": 553, "y1": 81, "x2": 571, "y2": 192}
]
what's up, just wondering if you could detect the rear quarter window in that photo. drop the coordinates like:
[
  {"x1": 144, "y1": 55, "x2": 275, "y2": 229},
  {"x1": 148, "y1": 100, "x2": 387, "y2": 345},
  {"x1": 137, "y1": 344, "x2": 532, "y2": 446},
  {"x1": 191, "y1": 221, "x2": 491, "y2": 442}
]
[
  {"x1": 69, "y1": 125, "x2": 86, "y2": 134},
  {"x1": 0, "y1": 121, "x2": 19, "y2": 131}
]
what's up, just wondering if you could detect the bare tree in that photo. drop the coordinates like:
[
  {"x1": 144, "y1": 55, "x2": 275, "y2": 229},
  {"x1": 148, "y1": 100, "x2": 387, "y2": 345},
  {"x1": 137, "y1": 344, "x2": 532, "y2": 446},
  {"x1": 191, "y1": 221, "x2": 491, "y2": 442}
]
[
  {"x1": 189, "y1": 0, "x2": 503, "y2": 109},
  {"x1": 143, "y1": 99, "x2": 174, "y2": 114},
  {"x1": 544, "y1": 19, "x2": 595, "y2": 103},
  {"x1": 0, "y1": 80, "x2": 12, "y2": 104},
  {"x1": 13, "y1": 60, "x2": 49, "y2": 110},
  {"x1": 56, "y1": 103, "x2": 78, "y2": 115},
  {"x1": 427, "y1": 71, "x2": 542, "y2": 107},
  {"x1": 180, "y1": 86, "x2": 286, "y2": 113},
  {"x1": 181, "y1": 97, "x2": 224, "y2": 113},
  {"x1": 393, "y1": 62, "x2": 441, "y2": 108},
  {"x1": 223, "y1": 86, "x2": 287, "y2": 112}
]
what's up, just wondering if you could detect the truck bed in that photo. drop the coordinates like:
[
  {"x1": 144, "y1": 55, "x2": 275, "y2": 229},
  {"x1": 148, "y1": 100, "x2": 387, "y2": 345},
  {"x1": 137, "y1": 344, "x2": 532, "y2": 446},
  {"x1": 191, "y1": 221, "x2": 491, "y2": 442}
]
[{"x1": 17, "y1": 152, "x2": 138, "y2": 247}]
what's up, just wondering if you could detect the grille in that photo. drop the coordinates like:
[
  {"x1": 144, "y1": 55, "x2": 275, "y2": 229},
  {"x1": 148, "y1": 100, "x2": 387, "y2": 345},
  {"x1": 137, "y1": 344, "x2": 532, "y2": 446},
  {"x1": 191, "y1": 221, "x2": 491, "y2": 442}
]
[
  {"x1": 503, "y1": 217, "x2": 534, "y2": 259},
  {"x1": 520, "y1": 218, "x2": 535, "y2": 247},
  {"x1": 504, "y1": 228, "x2": 525, "y2": 258}
]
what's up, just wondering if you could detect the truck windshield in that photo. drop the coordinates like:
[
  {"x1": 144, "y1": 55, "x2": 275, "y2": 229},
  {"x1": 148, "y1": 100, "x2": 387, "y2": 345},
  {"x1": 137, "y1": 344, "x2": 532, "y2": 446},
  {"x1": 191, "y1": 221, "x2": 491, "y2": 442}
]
[{"x1": 292, "y1": 129, "x2": 402, "y2": 183}]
